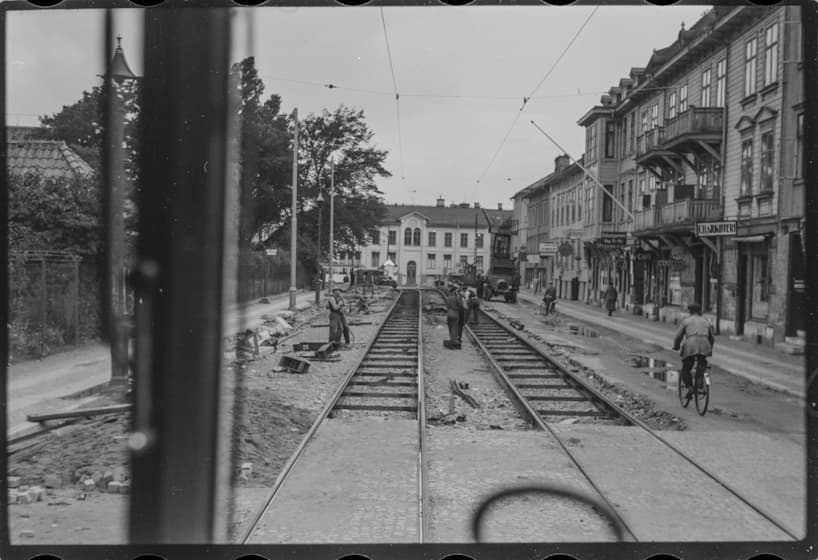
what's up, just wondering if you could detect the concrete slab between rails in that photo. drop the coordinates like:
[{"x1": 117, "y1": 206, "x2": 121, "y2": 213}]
[
  {"x1": 245, "y1": 419, "x2": 420, "y2": 544},
  {"x1": 547, "y1": 424, "x2": 799, "y2": 541},
  {"x1": 515, "y1": 290, "x2": 804, "y2": 400}
]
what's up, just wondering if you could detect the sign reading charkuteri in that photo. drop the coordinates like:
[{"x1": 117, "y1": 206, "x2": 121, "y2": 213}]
[{"x1": 696, "y1": 221, "x2": 737, "y2": 237}]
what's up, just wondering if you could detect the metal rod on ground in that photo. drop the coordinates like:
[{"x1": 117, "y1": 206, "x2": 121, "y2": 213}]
[
  {"x1": 289, "y1": 108, "x2": 299, "y2": 310},
  {"x1": 530, "y1": 119, "x2": 634, "y2": 221}
]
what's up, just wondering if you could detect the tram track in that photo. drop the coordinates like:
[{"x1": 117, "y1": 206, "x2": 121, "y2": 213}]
[
  {"x1": 456, "y1": 294, "x2": 799, "y2": 541},
  {"x1": 241, "y1": 288, "x2": 428, "y2": 543}
]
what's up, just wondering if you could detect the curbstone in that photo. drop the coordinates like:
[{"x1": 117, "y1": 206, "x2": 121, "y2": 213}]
[
  {"x1": 16, "y1": 491, "x2": 32, "y2": 505},
  {"x1": 27, "y1": 486, "x2": 44, "y2": 502},
  {"x1": 107, "y1": 481, "x2": 122, "y2": 493},
  {"x1": 119, "y1": 480, "x2": 131, "y2": 494},
  {"x1": 7, "y1": 476, "x2": 21, "y2": 489},
  {"x1": 112, "y1": 466, "x2": 127, "y2": 483}
]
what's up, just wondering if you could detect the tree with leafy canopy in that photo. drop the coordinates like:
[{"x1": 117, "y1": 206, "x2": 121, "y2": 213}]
[
  {"x1": 39, "y1": 80, "x2": 141, "y2": 183},
  {"x1": 231, "y1": 57, "x2": 390, "y2": 274}
]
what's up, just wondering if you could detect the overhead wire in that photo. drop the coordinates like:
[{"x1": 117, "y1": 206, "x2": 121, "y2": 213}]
[
  {"x1": 475, "y1": 5, "x2": 600, "y2": 188},
  {"x1": 379, "y1": 7, "x2": 406, "y2": 185}
]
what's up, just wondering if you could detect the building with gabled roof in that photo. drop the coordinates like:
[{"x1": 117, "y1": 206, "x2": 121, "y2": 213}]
[
  {"x1": 8, "y1": 139, "x2": 95, "y2": 181},
  {"x1": 340, "y1": 198, "x2": 513, "y2": 287}
]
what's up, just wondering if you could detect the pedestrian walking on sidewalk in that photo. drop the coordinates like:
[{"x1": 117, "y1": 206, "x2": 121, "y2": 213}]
[{"x1": 604, "y1": 283, "x2": 618, "y2": 317}]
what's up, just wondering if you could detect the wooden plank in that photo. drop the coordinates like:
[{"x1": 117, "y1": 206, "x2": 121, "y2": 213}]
[{"x1": 27, "y1": 404, "x2": 133, "y2": 423}]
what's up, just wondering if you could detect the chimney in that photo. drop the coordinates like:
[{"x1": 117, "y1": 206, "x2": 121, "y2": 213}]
[
  {"x1": 555, "y1": 154, "x2": 570, "y2": 171},
  {"x1": 436, "y1": 196, "x2": 445, "y2": 208},
  {"x1": 497, "y1": 203, "x2": 503, "y2": 211},
  {"x1": 474, "y1": 202, "x2": 481, "y2": 209},
  {"x1": 459, "y1": 202, "x2": 470, "y2": 208}
]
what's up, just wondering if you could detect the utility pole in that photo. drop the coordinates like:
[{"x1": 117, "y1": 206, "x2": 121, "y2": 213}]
[
  {"x1": 289, "y1": 108, "x2": 298, "y2": 310},
  {"x1": 329, "y1": 163, "x2": 335, "y2": 293}
]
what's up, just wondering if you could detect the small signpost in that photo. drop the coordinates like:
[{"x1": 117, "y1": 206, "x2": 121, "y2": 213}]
[{"x1": 538, "y1": 242, "x2": 558, "y2": 256}]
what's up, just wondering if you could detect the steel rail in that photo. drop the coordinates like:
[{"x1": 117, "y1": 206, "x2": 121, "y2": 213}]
[
  {"x1": 239, "y1": 290, "x2": 404, "y2": 543},
  {"x1": 415, "y1": 290, "x2": 428, "y2": 542},
  {"x1": 478, "y1": 302, "x2": 800, "y2": 541},
  {"x1": 452, "y1": 295, "x2": 638, "y2": 542}
]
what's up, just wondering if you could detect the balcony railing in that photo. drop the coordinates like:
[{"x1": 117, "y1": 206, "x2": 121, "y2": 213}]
[
  {"x1": 634, "y1": 199, "x2": 722, "y2": 232},
  {"x1": 663, "y1": 107, "x2": 724, "y2": 144},
  {"x1": 636, "y1": 108, "x2": 724, "y2": 160},
  {"x1": 633, "y1": 208, "x2": 661, "y2": 230},
  {"x1": 635, "y1": 127, "x2": 663, "y2": 158}
]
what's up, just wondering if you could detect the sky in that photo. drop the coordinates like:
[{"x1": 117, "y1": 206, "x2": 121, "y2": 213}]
[{"x1": 7, "y1": 4, "x2": 710, "y2": 209}]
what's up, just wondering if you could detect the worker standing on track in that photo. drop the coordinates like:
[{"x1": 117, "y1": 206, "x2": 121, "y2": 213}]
[
  {"x1": 466, "y1": 290, "x2": 480, "y2": 325},
  {"x1": 445, "y1": 285, "x2": 462, "y2": 349},
  {"x1": 327, "y1": 288, "x2": 350, "y2": 347}
]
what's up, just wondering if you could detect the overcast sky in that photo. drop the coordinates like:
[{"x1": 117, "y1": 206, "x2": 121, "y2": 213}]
[{"x1": 8, "y1": 4, "x2": 709, "y2": 208}]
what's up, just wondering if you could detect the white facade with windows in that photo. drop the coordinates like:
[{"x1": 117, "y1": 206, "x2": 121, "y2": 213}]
[{"x1": 352, "y1": 200, "x2": 510, "y2": 287}]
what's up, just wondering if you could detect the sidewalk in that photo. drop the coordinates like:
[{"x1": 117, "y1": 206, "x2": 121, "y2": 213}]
[
  {"x1": 516, "y1": 288, "x2": 805, "y2": 399},
  {"x1": 7, "y1": 289, "x2": 318, "y2": 436}
]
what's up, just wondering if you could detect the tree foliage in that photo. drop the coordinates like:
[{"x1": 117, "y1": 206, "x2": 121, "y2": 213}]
[
  {"x1": 231, "y1": 57, "x2": 391, "y2": 273},
  {"x1": 39, "y1": 80, "x2": 141, "y2": 183},
  {"x1": 8, "y1": 172, "x2": 103, "y2": 256}
]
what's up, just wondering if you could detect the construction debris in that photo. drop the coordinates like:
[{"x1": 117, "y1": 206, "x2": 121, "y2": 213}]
[{"x1": 449, "y1": 379, "x2": 480, "y2": 408}]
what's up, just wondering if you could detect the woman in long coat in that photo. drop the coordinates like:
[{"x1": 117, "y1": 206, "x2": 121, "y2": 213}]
[
  {"x1": 604, "y1": 284, "x2": 618, "y2": 317},
  {"x1": 327, "y1": 288, "x2": 345, "y2": 344}
]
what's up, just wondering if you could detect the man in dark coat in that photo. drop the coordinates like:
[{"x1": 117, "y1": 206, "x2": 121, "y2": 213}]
[
  {"x1": 604, "y1": 283, "x2": 618, "y2": 316},
  {"x1": 445, "y1": 286, "x2": 462, "y2": 348}
]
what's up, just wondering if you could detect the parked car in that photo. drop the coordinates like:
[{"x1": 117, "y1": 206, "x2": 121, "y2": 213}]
[{"x1": 377, "y1": 276, "x2": 397, "y2": 288}]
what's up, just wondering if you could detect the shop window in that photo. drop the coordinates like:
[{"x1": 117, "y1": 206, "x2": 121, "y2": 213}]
[{"x1": 750, "y1": 253, "x2": 769, "y2": 319}]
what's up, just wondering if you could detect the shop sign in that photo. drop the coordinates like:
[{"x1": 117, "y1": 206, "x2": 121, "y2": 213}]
[
  {"x1": 696, "y1": 221, "x2": 737, "y2": 237},
  {"x1": 634, "y1": 251, "x2": 653, "y2": 262},
  {"x1": 538, "y1": 242, "x2": 558, "y2": 256},
  {"x1": 657, "y1": 258, "x2": 686, "y2": 271},
  {"x1": 265, "y1": 249, "x2": 278, "y2": 256},
  {"x1": 526, "y1": 254, "x2": 540, "y2": 264},
  {"x1": 597, "y1": 232, "x2": 627, "y2": 248},
  {"x1": 558, "y1": 241, "x2": 574, "y2": 256}
]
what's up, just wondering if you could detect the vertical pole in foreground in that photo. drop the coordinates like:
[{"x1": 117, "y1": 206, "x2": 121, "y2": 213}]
[
  {"x1": 289, "y1": 108, "x2": 299, "y2": 310},
  {"x1": 329, "y1": 163, "x2": 335, "y2": 294}
]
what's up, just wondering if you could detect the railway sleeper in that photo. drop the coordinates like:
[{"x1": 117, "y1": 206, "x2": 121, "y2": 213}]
[
  {"x1": 333, "y1": 404, "x2": 418, "y2": 412},
  {"x1": 536, "y1": 409, "x2": 607, "y2": 417},
  {"x1": 342, "y1": 391, "x2": 418, "y2": 399}
]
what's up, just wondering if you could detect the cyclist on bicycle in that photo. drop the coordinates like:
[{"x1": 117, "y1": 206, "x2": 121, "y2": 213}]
[
  {"x1": 542, "y1": 282, "x2": 557, "y2": 315},
  {"x1": 672, "y1": 302, "x2": 714, "y2": 398}
]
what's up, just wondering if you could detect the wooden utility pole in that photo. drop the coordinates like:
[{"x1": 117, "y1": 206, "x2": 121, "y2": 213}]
[{"x1": 289, "y1": 108, "x2": 299, "y2": 310}]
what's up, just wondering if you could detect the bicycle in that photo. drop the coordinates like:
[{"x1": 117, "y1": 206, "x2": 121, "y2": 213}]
[
  {"x1": 677, "y1": 355, "x2": 711, "y2": 416},
  {"x1": 538, "y1": 298, "x2": 556, "y2": 316}
]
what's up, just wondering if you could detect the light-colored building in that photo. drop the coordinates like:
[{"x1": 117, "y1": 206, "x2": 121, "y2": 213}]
[{"x1": 353, "y1": 198, "x2": 513, "y2": 287}]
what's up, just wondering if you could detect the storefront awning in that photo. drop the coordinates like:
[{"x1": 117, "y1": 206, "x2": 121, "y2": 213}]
[{"x1": 734, "y1": 235, "x2": 767, "y2": 243}]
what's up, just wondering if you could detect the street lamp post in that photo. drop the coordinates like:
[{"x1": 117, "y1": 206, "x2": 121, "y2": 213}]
[
  {"x1": 329, "y1": 163, "x2": 335, "y2": 293},
  {"x1": 315, "y1": 190, "x2": 324, "y2": 304},
  {"x1": 101, "y1": 34, "x2": 139, "y2": 385},
  {"x1": 289, "y1": 108, "x2": 299, "y2": 310}
]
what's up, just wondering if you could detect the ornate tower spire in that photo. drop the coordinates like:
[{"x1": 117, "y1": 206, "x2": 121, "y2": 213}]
[{"x1": 107, "y1": 35, "x2": 137, "y2": 81}]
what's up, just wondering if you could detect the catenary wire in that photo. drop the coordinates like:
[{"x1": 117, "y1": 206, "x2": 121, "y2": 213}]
[
  {"x1": 380, "y1": 7, "x2": 406, "y2": 185},
  {"x1": 475, "y1": 5, "x2": 599, "y2": 188}
]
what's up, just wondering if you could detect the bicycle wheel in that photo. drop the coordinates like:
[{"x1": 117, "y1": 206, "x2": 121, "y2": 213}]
[
  {"x1": 678, "y1": 370, "x2": 692, "y2": 408},
  {"x1": 694, "y1": 366, "x2": 710, "y2": 416}
]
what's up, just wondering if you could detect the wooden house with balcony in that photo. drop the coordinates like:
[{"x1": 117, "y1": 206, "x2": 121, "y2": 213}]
[
  {"x1": 614, "y1": 7, "x2": 764, "y2": 326},
  {"x1": 577, "y1": 97, "x2": 624, "y2": 305}
]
